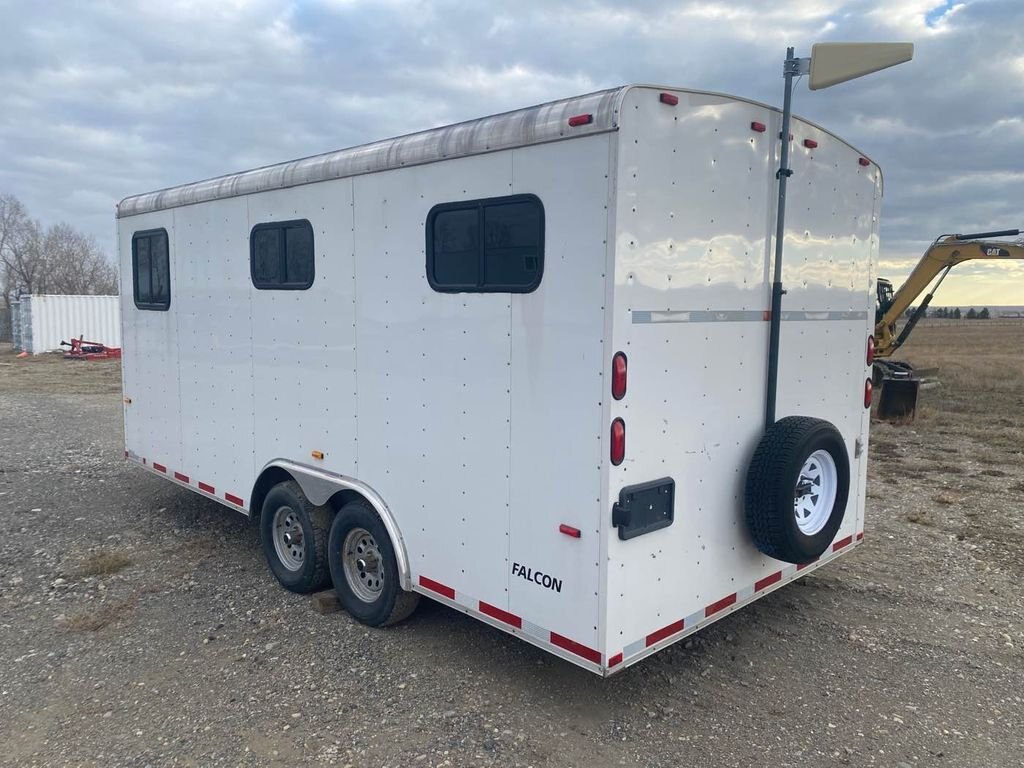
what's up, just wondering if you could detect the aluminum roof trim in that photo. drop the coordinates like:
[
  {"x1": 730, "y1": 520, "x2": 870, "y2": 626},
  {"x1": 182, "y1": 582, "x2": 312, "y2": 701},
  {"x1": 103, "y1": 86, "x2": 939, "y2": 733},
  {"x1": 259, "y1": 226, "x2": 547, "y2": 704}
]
[{"x1": 117, "y1": 84, "x2": 881, "y2": 218}]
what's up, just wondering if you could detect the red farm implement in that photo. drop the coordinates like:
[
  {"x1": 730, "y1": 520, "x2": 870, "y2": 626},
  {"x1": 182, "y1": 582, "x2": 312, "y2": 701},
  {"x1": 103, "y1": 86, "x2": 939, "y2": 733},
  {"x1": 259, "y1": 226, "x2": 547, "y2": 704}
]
[{"x1": 60, "y1": 336, "x2": 122, "y2": 360}]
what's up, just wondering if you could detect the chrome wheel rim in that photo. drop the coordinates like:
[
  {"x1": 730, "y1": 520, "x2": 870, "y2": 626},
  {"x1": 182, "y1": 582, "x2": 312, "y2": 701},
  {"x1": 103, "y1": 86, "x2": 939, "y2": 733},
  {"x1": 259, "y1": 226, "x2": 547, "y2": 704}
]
[
  {"x1": 272, "y1": 506, "x2": 305, "y2": 571},
  {"x1": 342, "y1": 527, "x2": 384, "y2": 603},
  {"x1": 793, "y1": 449, "x2": 838, "y2": 536}
]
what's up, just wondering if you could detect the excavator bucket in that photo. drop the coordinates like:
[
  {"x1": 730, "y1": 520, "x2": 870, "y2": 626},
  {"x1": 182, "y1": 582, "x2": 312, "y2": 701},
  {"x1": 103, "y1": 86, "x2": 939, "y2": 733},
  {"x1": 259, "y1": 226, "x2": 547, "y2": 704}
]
[{"x1": 876, "y1": 376, "x2": 920, "y2": 422}]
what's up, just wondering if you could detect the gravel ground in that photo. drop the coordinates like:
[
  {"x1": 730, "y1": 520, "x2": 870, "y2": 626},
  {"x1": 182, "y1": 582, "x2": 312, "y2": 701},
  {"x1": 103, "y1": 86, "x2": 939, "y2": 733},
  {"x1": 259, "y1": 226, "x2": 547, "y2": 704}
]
[{"x1": 0, "y1": 331, "x2": 1022, "y2": 767}]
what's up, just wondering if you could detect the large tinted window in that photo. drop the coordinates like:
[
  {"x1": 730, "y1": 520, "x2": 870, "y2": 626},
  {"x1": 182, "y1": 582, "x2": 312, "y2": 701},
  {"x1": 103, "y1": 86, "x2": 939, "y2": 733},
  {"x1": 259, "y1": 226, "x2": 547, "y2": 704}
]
[
  {"x1": 132, "y1": 229, "x2": 170, "y2": 310},
  {"x1": 250, "y1": 219, "x2": 315, "y2": 290},
  {"x1": 426, "y1": 194, "x2": 544, "y2": 293}
]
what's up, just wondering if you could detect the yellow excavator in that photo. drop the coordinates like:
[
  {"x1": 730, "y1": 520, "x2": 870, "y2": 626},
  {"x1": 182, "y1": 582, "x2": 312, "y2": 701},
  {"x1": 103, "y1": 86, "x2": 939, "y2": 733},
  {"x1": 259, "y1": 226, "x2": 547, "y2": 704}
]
[{"x1": 873, "y1": 228, "x2": 1024, "y2": 419}]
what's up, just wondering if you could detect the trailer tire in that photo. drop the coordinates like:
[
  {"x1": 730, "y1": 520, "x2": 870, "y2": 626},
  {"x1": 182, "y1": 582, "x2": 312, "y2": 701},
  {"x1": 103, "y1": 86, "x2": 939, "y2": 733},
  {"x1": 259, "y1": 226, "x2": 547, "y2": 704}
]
[
  {"x1": 744, "y1": 416, "x2": 850, "y2": 564},
  {"x1": 328, "y1": 500, "x2": 419, "y2": 627},
  {"x1": 260, "y1": 481, "x2": 333, "y2": 594}
]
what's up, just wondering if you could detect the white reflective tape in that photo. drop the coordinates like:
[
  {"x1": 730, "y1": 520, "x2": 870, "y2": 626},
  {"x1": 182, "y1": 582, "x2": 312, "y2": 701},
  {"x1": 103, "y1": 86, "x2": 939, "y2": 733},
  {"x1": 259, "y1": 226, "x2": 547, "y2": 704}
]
[{"x1": 520, "y1": 619, "x2": 547, "y2": 643}]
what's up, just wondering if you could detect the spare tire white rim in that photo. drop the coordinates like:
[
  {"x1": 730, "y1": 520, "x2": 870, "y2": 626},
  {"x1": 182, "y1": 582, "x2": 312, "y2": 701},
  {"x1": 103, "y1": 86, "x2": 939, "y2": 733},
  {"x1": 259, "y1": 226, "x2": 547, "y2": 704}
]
[{"x1": 793, "y1": 449, "x2": 838, "y2": 536}]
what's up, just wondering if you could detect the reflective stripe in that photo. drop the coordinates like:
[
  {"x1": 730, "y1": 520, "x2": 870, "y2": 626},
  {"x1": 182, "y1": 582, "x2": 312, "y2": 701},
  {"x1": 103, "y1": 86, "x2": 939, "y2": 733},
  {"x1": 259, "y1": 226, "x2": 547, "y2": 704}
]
[{"x1": 632, "y1": 309, "x2": 868, "y2": 324}]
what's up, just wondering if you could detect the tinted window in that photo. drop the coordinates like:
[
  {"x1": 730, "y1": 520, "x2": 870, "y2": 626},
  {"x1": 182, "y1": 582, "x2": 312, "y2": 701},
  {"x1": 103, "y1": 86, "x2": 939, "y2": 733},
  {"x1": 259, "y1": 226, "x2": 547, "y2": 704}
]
[
  {"x1": 432, "y1": 208, "x2": 479, "y2": 287},
  {"x1": 426, "y1": 194, "x2": 544, "y2": 293},
  {"x1": 484, "y1": 201, "x2": 542, "y2": 288},
  {"x1": 132, "y1": 229, "x2": 170, "y2": 310},
  {"x1": 250, "y1": 219, "x2": 315, "y2": 290}
]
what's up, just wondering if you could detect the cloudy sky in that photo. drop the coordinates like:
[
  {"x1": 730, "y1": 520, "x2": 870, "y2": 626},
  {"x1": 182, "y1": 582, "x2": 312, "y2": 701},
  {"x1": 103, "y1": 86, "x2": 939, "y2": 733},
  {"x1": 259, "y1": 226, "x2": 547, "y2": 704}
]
[{"x1": 2, "y1": 0, "x2": 1022, "y2": 305}]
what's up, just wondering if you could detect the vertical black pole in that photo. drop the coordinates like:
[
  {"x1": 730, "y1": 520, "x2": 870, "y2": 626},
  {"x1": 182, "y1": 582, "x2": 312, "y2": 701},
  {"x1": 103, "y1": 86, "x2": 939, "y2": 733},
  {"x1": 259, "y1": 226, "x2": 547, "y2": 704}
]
[{"x1": 765, "y1": 47, "x2": 798, "y2": 430}]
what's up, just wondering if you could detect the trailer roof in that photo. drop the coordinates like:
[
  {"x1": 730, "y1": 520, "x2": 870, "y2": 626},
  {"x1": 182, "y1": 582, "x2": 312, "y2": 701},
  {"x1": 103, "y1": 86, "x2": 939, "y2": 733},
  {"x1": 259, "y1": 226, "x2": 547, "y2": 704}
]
[{"x1": 117, "y1": 86, "x2": 877, "y2": 218}]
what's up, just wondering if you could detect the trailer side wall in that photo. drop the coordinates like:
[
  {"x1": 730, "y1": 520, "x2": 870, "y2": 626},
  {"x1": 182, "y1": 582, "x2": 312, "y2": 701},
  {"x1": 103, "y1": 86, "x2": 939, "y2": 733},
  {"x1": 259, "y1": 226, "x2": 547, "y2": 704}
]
[{"x1": 119, "y1": 134, "x2": 614, "y2": 658}]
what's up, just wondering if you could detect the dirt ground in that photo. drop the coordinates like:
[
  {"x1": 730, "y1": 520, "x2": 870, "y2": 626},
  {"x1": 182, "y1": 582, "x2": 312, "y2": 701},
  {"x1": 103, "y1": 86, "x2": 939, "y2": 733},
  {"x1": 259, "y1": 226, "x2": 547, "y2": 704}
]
[{"x1": 0, "y1": 325, "x2": 1022, "y2": 767}]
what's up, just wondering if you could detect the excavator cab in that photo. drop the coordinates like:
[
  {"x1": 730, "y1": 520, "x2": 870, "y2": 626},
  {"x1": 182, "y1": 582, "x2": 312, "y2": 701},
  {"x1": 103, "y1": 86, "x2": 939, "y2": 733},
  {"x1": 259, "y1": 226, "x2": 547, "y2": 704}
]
[
  {"x1": 875, "y1": 278, "x2": 894, "y2": 325},
  {"x1": 874, "y1": 277, "x2": 920, "y2": 421}
]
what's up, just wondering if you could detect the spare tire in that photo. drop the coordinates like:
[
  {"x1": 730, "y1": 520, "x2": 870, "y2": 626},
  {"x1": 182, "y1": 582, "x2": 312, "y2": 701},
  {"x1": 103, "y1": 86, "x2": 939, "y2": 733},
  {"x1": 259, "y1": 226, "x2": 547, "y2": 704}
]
[{"x1": 744, "y1": 416, "x2": 850, "y2": 564}]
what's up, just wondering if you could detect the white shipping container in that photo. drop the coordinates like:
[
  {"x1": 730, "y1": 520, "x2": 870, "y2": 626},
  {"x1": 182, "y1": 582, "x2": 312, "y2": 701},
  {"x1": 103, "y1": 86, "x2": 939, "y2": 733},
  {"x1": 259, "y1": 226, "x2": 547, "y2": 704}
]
[
  {"x1": 117, "y1": 85, "x2": 879, "y2": 675},
  {"x1": 13, "y1": 294, "x2": 121, "y2": 354}
]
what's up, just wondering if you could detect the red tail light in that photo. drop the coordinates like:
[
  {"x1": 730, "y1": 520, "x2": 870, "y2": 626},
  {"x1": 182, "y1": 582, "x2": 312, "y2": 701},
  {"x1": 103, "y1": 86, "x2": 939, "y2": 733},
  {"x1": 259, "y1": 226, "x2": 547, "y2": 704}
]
[
  {"x1": 612, "y1": 352, "x2": 627, "y2": 400},
  {"x1": 866, "y1": 335, "x2": 875, "y2": 366},
  {"x1": 611, "y1": 419, "x2": 625, "y2": 466},
  {"x1": 864, "y1": 378, "x2": 873, "y2": 409}
]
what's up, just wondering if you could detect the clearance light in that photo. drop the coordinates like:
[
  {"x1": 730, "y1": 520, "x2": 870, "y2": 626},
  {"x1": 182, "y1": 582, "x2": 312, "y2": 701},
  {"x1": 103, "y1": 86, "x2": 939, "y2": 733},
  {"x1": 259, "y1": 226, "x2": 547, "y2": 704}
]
[
  {"x1": 311, "y1": 450, "x2": 325, "y2": 460},
  {"x1": 568, "y1": 113, "x2": 593, "y2": 127},
  {"x1": 859, "y1": 157, "x2": 870, "y2": 167},
  {"x1": 612, "y1": 352, "x2": 628, "y2": 400},
  {"x1": 751, "y1": 121, "x2": 767, "y2": 133},
  {"x1": 659, "y1": 92, "x2": 679, "y2": 106},
  {"x1": 803, "y1": 138, "x2": 818, "y2": 148},
  {"x1": 864, "y1": 378, "x2": 873, "y2": 409},
  {"x1": 559, "y1": 524, "x2": 582, "y2": 538},
  {"x1": 611, "y1": 419, "x2": 625, "y2": 466}
]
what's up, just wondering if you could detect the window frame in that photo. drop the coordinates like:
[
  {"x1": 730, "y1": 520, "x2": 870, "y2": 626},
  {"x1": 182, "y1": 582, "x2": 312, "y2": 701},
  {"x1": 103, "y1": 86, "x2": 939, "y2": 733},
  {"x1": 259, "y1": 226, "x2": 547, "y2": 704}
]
[
  {"x1": 131, "y1": 228, "x2": 171, "y2": 311},
  {"x1": 249, "y1": 218, "x2": 316, "y2": 291},
  {"x1": 425, "y1": 193, "x2": 545, "y2": 294}
]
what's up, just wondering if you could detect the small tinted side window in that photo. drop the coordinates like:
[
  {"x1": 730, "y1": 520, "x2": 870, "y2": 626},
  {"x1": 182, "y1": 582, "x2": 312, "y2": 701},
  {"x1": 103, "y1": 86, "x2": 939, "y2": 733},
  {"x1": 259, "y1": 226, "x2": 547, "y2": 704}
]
[
  {"x1": 132, "y1": 229, "x2": 170, "y2": 310},
  {"x1": 250, "y1": 219, "x2": 315, "y2": 290},
  {"x1": 426, "y1": 194, "x2": 544, "y2": 293}
]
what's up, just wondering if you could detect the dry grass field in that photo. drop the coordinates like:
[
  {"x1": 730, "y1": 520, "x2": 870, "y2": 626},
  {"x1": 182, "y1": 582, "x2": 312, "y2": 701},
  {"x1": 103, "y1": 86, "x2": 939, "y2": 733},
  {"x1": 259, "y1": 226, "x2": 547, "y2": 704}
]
[
  {"x1": 0, "y1": 324, "x2": 1022, "y2": 767},
  {"x1": 872, "y1": 321, "x2": 1024, "y2": 572}
]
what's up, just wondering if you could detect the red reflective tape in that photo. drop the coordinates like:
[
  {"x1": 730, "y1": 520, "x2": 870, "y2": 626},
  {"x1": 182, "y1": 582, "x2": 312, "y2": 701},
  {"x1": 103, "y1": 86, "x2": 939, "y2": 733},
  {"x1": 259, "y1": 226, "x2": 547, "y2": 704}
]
[
  {"x1": 833, "y1": 534, "x2": 854, "y2": 552},
  {"x1": 705, "y1": 593, "x2": 737, "y2": 618},
  {"x1": 567, "y1": 113, "x2": 593, "y2": 127},
  {"x1": 550, "y1": 632, "x2": 602, "y2": 665},
  {"x1": 419, "y1": 576, "x2": 455, "y2": 600},
  {"x1": 659, "y1": 92, "x2": 679, "y2": 106},
  {"x1": 797, "y1": 558, "x2": 818, "y2": 571},
  {"x1": 608, "y1": 652, "x2": 623, "y2": 668},
  {"x1": 225, "y1": 492, "x2": 244, "y2": 507},
  {"x1": 856, "y1": 531, "x2": 864, "y2": 541},
  {"x1": 174, "y1": 472, "x2": 189, "y2": 483},
  {"x1": 646, "y1": 618, "x2": 685, "y2": 647},
  {"x1": 198, "y1": 482, "x2": 215, "y2": 494},
  {"x1": 479, "y1": 601, "x2": 522, "y2": 629},
  {"x1": 755, "y1": 570, "x2": 783, "y2": 592},
  {"x1": 153, "y1": 462, "x2": 167, "y2": 473},
  {"x1": 558, "y1": 524, "x2": 581, "y2": 538}
]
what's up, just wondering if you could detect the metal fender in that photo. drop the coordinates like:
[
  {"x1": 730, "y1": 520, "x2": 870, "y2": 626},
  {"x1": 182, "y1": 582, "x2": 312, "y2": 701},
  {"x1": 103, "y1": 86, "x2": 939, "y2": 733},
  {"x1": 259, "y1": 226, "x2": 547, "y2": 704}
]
[{"x1": 257, "y1": 459, "x2": 411, "y2": 591}]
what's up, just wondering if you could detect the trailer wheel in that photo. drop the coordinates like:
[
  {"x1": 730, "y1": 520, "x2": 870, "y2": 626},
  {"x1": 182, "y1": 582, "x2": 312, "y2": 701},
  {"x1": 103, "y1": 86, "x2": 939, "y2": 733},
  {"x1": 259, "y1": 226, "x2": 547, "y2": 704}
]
[
  {"x1": 744, "y1": 416, "x2": 850, "y2": 564},
  {"x1": 328, "y1": 500, "x2": 419, "y2": 627},
  {"x1": 260, "y1": 481, "x2": 333, "y2": 594}
]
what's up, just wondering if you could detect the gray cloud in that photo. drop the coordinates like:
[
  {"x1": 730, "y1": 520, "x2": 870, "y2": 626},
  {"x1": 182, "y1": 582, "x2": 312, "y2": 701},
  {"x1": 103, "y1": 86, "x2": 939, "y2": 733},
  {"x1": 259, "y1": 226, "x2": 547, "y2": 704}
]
[{"x1": 1, "y1": 0, "x2": 1022, "y2": 302}]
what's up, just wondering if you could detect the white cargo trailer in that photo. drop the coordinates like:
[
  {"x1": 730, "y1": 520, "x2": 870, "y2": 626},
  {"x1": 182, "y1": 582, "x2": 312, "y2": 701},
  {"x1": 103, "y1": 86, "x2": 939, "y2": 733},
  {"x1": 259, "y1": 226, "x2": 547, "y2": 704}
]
[{"x1": 117, "y1": 85, "x2": 878, "y2": 675}]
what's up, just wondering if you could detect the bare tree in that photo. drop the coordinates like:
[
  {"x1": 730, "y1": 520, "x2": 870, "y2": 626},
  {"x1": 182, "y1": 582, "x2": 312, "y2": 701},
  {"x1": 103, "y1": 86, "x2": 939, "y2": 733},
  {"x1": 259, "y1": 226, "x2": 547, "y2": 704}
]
[
  {"x1": 42, "y1": 223, "x2": 118, "y2": 295},
  {"x1": 0, "y1": 193, "x2": 41, "y2": 301},
  {"x1": 1, "y1": 192, "x2": 118, "y2": 340},
  {"x1": 1, "y1": 193, "x2": 117, "y2": 298}
]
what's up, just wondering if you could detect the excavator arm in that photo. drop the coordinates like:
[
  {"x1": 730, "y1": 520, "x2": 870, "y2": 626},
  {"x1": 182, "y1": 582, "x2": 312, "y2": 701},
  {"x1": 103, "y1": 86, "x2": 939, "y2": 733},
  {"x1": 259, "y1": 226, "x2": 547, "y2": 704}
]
[{"x1": 874, "y1": 229, "x2": 1024, "y2": 357}]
